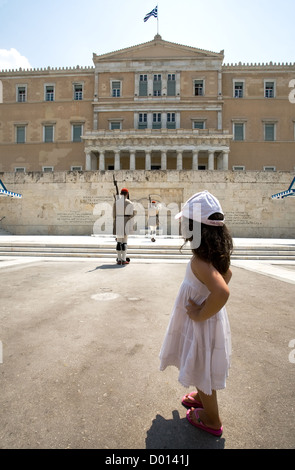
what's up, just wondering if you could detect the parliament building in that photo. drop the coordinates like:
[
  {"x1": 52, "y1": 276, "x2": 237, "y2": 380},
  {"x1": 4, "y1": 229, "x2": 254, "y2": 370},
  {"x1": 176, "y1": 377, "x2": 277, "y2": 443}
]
[{"x1": 1, "y1": 35, "x2": 295, "y2": 173}]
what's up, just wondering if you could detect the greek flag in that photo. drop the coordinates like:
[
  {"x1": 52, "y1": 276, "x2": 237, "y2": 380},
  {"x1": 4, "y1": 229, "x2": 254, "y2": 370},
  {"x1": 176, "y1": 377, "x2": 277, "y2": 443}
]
[{"x1": 144, "y1": 6, "x2": 158, "y2": 22}]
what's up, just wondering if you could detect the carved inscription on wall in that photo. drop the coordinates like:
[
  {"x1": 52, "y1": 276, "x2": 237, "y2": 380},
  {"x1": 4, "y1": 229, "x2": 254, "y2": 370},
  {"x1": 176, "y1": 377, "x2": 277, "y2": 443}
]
[
  {"x1": 225, "y1": 212, "x2": 262, "y2": 226},
  {"x1": 57, "y1": 196, "x2": 114, "y2": 225}
]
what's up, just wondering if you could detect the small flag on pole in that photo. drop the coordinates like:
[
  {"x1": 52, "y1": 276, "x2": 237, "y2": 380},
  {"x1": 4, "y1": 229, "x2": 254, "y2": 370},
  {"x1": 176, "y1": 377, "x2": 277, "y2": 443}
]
[{"x1": 144, "y1": 6, "x2": 158, "y2": 22}]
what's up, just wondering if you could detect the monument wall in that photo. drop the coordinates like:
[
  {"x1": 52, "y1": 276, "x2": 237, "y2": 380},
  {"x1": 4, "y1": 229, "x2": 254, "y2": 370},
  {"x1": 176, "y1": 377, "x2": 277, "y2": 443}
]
[{"x1": 0, "y1": 170, "x2": 294, "y2": 238}]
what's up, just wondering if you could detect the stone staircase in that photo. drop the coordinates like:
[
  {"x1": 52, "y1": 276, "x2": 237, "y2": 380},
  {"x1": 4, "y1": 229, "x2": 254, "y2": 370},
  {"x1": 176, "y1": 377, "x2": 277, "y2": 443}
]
[{"x1": 0, "y1": 237, "x2": 294, "y2": 261}]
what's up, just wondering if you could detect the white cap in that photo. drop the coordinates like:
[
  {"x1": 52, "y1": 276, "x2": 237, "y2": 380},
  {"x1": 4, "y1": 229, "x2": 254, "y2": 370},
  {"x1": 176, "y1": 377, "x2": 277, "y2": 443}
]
[{"x1": 175, "y1": 191, "x2": 225, "y2": 226}]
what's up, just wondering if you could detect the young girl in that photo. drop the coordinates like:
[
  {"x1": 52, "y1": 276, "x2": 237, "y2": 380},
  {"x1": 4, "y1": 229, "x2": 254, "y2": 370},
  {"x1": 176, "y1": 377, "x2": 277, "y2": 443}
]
[{"x1": 159, "y1": 191, "x2": 233, "y2": 437}]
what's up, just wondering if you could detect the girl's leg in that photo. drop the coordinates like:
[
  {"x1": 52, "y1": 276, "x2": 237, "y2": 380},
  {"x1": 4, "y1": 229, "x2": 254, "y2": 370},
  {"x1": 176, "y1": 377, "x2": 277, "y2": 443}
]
[{"x1": 188, "y1": 389, "x2": 222, "y2": 429}]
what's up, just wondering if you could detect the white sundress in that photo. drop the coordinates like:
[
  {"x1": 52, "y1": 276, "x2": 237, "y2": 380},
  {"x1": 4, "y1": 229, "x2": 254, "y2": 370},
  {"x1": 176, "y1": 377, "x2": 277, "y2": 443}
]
[{"x1": 159, "y1": 260, "x2": 231, "y2": 396}]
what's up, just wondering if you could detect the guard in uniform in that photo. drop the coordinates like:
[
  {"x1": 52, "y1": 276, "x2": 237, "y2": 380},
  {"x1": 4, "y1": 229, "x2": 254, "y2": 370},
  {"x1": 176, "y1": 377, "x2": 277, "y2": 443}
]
[
  {"x1": 148, "y1": 200, "x2": 159, "y2": 242},
  {"x1": 113, "y1": 188, "x2": 134, "y2": 265}
]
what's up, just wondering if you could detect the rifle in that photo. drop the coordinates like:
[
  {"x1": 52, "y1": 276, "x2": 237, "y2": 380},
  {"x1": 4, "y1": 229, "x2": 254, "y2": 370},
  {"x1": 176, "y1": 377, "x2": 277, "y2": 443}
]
[{"x1": 113, "y1": 174, "x2": 119, "y2": 199}]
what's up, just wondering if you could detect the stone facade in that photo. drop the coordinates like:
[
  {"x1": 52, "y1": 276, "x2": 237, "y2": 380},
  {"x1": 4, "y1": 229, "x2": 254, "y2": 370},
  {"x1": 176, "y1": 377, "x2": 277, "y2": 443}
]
[
  {"x1": 0, "y1": 170, "x2": 294, "y2": 238},
  {"x1": 0, "y1": 36, "x2": 295, "y2": 173}
]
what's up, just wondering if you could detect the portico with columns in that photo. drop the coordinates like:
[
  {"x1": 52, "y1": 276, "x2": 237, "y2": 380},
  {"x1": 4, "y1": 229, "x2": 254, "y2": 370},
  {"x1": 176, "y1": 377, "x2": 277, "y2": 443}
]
[{"x1": 83, "y1": 129, "x2": 231, "y2": 171}]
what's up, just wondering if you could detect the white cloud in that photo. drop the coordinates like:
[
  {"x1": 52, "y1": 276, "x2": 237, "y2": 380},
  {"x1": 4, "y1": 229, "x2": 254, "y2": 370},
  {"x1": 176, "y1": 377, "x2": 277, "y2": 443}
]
[{"x1": 0, "y1": 48, "x2": 31, "y2": 71}]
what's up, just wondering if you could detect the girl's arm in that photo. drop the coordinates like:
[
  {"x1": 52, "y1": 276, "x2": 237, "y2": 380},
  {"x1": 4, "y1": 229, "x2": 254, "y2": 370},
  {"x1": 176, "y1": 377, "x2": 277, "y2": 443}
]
[{"x1": 186, "y1": 258, "x2": 231, "y2": 322}]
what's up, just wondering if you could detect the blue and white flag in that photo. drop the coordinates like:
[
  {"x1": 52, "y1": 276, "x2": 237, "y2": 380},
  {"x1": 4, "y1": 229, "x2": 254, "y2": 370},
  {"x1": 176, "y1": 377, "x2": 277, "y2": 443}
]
[{"x1": 144, "y1": 6, "x2": 158, "y2": 22}]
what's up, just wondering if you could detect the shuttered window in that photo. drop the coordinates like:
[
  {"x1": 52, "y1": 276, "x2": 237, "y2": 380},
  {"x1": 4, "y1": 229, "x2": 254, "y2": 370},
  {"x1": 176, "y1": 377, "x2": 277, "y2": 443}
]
[
  {"x1": 265, "y1": 123, "x2": 275, "y2": 141},
  {"x1": 152, "y1": 113, "x2": 161, "y2": 129},
  {"x1": 139, "y1": 75, "x2": 147, "y2": 96},
  {"x1": 194, "y1": 121, "x2": 205, "y2": 129},
  {"x1": 138, "y1": 113, "x2": 147, "y2": 129},
  {"x1": 16, "y1": 126, "x2": 25, "y2": 143},
  {"x1": 73, "y1": 124, "x2": 82, "y2": 142},
  {"x1": 234, "y1": 123, "x2": 244, "y2": 141},
  {"x1": 153, "y1": 74, "x2": 161, "y2": 96},
  {"x1": 167, "y1": 74, "x2": 176, "y2": 96},
  {"x1": 44, "y1": 125, "x2": 54, "y2": 142},
  {"x1": 167, "y1": 113, "x2": 176, "y2": 129}
]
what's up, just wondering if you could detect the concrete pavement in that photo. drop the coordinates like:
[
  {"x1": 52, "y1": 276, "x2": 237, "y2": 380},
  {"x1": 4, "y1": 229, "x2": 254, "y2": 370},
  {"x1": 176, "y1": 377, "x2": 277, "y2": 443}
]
[{"x1": 0, "y1": 236, "x2": 294, "y2": 449}]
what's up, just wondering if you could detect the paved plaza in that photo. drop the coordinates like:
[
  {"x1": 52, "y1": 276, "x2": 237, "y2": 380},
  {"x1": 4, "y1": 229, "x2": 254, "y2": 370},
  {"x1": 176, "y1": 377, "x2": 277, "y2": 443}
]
[{"x1": 0, "y1": 236, "x2": 294, "y2": 450}]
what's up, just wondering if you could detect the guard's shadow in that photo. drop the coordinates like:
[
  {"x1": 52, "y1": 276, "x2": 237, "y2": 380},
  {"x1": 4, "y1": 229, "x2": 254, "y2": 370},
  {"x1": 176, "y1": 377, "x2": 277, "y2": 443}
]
[
  {"x1": 87, "y1": 264, "x2": 124, "y2": 272},
  {"x1": 145, "y1": 410, "x2": 225, "y2": 449}
]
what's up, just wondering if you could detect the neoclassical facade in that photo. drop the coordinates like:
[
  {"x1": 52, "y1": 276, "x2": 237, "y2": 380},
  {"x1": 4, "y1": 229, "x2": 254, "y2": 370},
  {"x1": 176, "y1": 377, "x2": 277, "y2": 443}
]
[{"x1": 1, "y1": 35, "x2": 295, "y2": 172}]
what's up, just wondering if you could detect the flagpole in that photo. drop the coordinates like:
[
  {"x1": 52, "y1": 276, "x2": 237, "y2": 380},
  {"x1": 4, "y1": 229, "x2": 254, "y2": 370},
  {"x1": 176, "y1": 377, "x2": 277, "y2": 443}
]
[{"x1": 157, "y1": 4, "x2": 159, "y2": 35}]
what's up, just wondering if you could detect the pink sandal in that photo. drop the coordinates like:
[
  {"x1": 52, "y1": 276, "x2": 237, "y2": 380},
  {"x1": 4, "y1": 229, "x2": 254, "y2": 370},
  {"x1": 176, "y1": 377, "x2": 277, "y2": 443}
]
[
  {"x1": 186, "y1": 408, "x2": 223, "y2": 437},
  {"x1": 181, "y1": 391, "x2": 203, "y2": 408}
]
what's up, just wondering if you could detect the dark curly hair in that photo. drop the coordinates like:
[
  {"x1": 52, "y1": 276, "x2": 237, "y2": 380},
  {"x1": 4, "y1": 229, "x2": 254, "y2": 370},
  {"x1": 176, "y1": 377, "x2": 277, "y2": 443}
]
[{"x1": 182, "y1": 213, "x2": 233, "y2": 275}]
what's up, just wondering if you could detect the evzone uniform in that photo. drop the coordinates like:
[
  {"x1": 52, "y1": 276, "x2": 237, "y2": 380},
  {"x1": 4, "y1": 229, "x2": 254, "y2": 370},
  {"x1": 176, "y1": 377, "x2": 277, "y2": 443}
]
[
  {"x1": 113, "y1": 188, "x2": 134, "y2": 265},
  {"x1": 148, "y1": 200, "x2": 159, "y2": 242}
]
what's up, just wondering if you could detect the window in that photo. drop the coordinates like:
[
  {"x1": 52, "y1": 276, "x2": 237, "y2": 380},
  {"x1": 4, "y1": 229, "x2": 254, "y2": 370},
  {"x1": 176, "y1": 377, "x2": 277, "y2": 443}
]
[
  {"x1": 45, "y1": 85, "x2": 54, "y2": 101},
  {"x1": 234, "y1": 82, "x2": 243, "y2": 98},
  {"x1": 167, "y1": 113, "x2": 176, "y2": 129},
  {"x1": 194, "y1": 80, "x2": 204, "y2": 96},
  {"x1": 233, "y1": 165, "x2": 245, "y2": 171},
  {"x1": 152, "y1": 113, "x2": 161, "y2": 129},
  {"x1": 153, "y1": 74, "x2": 162, "y2": 96},
  {"x1": 112, "y1": 81, "x2": 121, "y2": 97},
  {"x1": 16, "y1": 125, "x2": 26, "y2": 143},
  {"x1": 265, "y1": 81, "x2": 275, "y2": 98},
  {"x1": 110, "y1": 121, "x2": 121, "y2": 130},
  {"x1": 44, "y1": 125, "x2": 54, "y2": 143},
  {"x1": 167, "y1": 74, "x2": 176, "y2": 96},
  {"x1": 72, "y1": 124, "x2": 83, "y2": 142},
  {"x1": 17, "y1": 86, "x2": 26, "y2": 102},
  {"x1": 263, "y1": 166, "x2": 276, "y2": 171},
  {"x1": 139, "y1": 74, "x2": 147, "y2": 96},
  {"x1": 74, "y1": 83, "x2": 83, "y2": 100},
  {"x1": 138, "y1": 113, "x2": 147, "y2": 129},
  {"x1": 264, "y1": 123, "x2": 275, "y2": 141},
  {"x1": 71, "y1": 166, "x2": 82, "y2": 171},
  {"x1": 234, "y1": 123, "x2": 245, "y2": 141},
  {"x1": 42, "y1": 166, "x2": 54, "y2": 172},
  {"x1": 15, "y1": 167, "x2": 26, "y2": 173},
  {"x1": 193, "y1": 121, "x2": 205, "y2": 130}
]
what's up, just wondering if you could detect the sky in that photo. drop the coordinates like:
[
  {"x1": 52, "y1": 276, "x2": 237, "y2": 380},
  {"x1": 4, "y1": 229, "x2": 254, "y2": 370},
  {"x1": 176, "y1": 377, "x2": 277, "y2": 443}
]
[{"x1": 0, "y1": 0, "x2": 294, "y2": 71}]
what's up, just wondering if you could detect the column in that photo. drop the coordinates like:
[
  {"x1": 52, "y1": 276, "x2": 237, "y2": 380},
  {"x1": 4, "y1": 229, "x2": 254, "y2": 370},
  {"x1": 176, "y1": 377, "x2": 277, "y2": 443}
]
[
  {"x1": 222, "y1": 150, "x2": 229, "y2": 170},
  {"x1": 208, "y1": 151, "x2": 215, "y2": 170},
  {"x1": 130, "y1": 151, "x2": 136, "y2": 170},
  {"x1": 147, "y1": 113, "x2": 153, "y2": 129},
  {"x1": 148, "y1": 74, "x2": 153, "y2": 96},
  {"x1": 99, "y1": 151, "x2": 105, "y2": 171},
  {"x1": 161, "y1": 150, "x2": 167, "y2": 170},
  {"x1": 145, "y1": 151, "x2": 151, "y2": 170},
  {"x1": 134, "y1": 73, "x2": 139, "y2": 96},
  {"x1": 192, "y1": 150, "x2": 199, "y2": 170},
  {"x1": 114, "y1": 151, "x2": 121, "y2": 171},
  {"x1": 85, "y1": 151, "x2": 92, "y2": 171},
  {"x1": 177, "y1": 151, "x2": 183, "y2": 170},
  {"x1": 217, "y1": 110, "x2": 222, "y2": 130}
]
